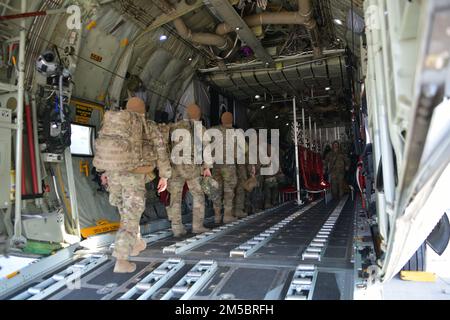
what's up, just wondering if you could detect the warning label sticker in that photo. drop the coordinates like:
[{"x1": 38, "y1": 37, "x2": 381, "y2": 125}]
[{"x1": 75, "y1": 104, "x2": 93, "y2": 124}]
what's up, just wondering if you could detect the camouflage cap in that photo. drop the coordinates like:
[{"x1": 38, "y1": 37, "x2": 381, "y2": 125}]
[{"x1": 200, "y1": 176, "x2": 220, "y2": 201}]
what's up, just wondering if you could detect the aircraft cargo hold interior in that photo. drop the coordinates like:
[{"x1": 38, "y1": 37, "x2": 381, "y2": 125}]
[{"x1": 0, "y1": 0, "x2": 450, "y2": 304}]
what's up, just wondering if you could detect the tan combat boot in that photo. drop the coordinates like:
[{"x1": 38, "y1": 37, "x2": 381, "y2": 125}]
[
  {"x1": 192, "y1": 226, "x2": 211, "y2": 234},
  {"x1": 192, "y1": 224, "x2": 211, "y2": 234},
  {"x1": 234, "y1": 209, "x2": 247, "y2": 218},
  {"x1": 172, "y1": 225, "x2": 187, "y2": 237},
  {"x1": 114, "y1": 259, "x2": 136, "y2": 273},
  {"x1": 223, "y1": 210, "x2": 237, "y2": 224},
  {"x1": 130, "y1": 238, "x2": 146, "y2": 256},
  {"x1": 214, "y1": 207, "x2": 222, "y2": 224}
]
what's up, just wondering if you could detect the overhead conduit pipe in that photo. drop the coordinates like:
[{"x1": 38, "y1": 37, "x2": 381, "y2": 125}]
[
  {"x1": 215, "y1": 0, "x2": 322, "y2": 56},
  {"x1": 152, "y1": 0, "x2": 232, "y2": 51},
  {"x1": 173, "y1": 18, "x2": 232, "y2": 51},
  {"x1": 163, "y1": 0, "x2": 321, "y2": 56}
]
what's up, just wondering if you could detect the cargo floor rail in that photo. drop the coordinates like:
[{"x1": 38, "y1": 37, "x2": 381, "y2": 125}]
[
  {"x1": 285, "y1": 264, "x2": 318, "y2": 300},
  {"x1": 161, "y1": 204, "x2": 287, "y2": 255},
  {"x1": 230, "y1": 200, "x2": 322, "y2": 258},
  {"x1": 119, "y1": 258, "x2": 185, "y2": 300},
  {"x1": 11, "y1": 254, "x2": 108, "y2": 300},
  {"x1": 160, "y1": 260, "x2": 218, "y2": 300},
  {"x1": 301, "y1": 196, "x2": 348, "y2": 261}
]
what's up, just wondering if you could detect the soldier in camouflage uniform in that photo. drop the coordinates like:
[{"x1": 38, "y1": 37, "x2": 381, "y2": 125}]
[
  {"x1": 167, "y1": 104, "x2": 212, "y2": 236},
  {"x1": 234, "y1": 141, "x2": 256, "y2": 218},
  {"x1": 258, "y1": 143, "x2": 279, "y2": 209},
  {"x1": 105, "y1": 97, "x2": 171, "y2": 273},
  {"x1": 211, "y1": 112, "x2": 239, "y2": 224},
  {"x1": 234, "y1": 165, "x2": 249, "y2": 218},
  {"x1": 263, "y1": 174, "x2": 279, "y2": 209},
  {"x1": 263, "y1": 167, "x2": 286, "y2": 209},
  {"x1": 158, "y1": 123, "x2": 171, "y2": 147},
  {"x1": 323, "y1": 141, "x2": 350, "y2": 200}
]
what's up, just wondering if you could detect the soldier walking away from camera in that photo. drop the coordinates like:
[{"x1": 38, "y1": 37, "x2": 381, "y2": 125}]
[
  {"x1": 211, "y1": 112, "x2": 240, "y2": 224},
  {"x1": 234, "y1": 138, "x2": 256, "y2": 218},
  {"x1": 167, "y1": 104, "x2": 212, "y2": 237},
  {"x1": 263, "y1": 172, "x2": 280, "y2": 209},
  {"x1": 94, "y1": 97, "x2": 170, "y2": 273}
]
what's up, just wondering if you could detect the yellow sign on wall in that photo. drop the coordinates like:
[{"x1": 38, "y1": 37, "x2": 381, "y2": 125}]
[
  {"x1": 75, "y1": 105, "x2": 93, "y2": 124},
  {"x1": 70, "y1": 98, "x2": 104, "y2": 124}
]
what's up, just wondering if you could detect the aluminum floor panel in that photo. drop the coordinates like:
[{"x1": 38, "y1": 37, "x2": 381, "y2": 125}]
[{"x1": 6, "y1": 199, "x2": 357, "y2": 300}]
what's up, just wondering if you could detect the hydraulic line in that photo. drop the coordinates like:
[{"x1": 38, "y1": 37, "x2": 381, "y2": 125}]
[
  {"x1": 54, "y1": 164, "x2": 75, "y2": 234},
  {"x1": 48, "y1": 166, "x2": 61, "y2": 206},
  {"x1": 0, "y1": 8, "x2": 66, "y2": 21},
  {"x1": 31, "y1": 95, "x2": 43, "y2": 195},
  {"x1": 58, "y1": 74, "x2": 65, "y2": 122},
  {"x1": 25, "y1": 97, "x2": 39, "y2": 194}
]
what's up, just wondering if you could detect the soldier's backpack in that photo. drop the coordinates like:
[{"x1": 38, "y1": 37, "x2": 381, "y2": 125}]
[{"x1": 93, "y1": 110, "x2": 148, "y2": 171}]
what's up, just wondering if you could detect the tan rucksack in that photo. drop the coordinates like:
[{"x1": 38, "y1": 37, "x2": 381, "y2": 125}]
[
  {"x1": 141, "y1": 120, "x2": 161, "y2": 164},
  {"x1": 93, "y1": 110, "x2": 148, "y2": 171}
]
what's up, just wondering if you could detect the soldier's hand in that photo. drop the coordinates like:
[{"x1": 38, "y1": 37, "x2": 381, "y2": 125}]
[
  {"x1": 157, "y1": 178, "x2": 168, "y2": 193},
  {"x1": 250, "y1": 165, "x2": 256, "y2": 177},
  {"x1": 203, "y1": 168, "x2": 212, "y2": 177}
]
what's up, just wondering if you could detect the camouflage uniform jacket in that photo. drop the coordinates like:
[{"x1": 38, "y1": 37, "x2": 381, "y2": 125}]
[
  {"x1": 210, "y1": 126, "x2": 249, "y2": 167},
  {"x1": 144, "y1": 120, "x2": 172, "y2": 180},
  {"x1": 169, "y1": 120, "x2": 212, "y2": 179},
  {"x1": 324, "y1": 151, "x2": 350, "y2": 175}
]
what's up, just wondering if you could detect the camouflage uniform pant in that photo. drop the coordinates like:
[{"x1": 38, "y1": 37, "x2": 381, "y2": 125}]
[
  {"x1": 330, "y1": 173, "x2": 346, "y2": 200},
  {"x1": 108, "y1": 171, "x2": 146, "y2": 260},
  {"x1": 167, "y1": 172, "x2": 205, "y2": 231},
  {"x1": 263, "y1": 177, "x2": 278, "y2": 209},
  {"x1": 213, "y1": 165, "x2": 237, "y2": 215},
  {"x1": 234, "y1": 165, "x2": 248, "y2": 212}
]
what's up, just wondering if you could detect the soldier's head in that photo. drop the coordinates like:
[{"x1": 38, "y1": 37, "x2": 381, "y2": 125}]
[
  {"x1": 221, "y1": 112, "x2": 233, "y2": 128},
  {"x1": 126, "y1": 97, "x2": 146, "y2": 114},
  {"x1": 186, "y1": 103, "x2": 201, "y2": 121},
  {"x1": 332, "y1": 141, "x2": 340, "y2": 152}
]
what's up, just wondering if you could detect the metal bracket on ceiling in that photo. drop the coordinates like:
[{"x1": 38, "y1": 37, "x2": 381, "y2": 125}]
[
  {"x1": 207, "y1": 0, "x2": 274, "y2": 66},
  {"x1": 217, "y1": 59, "x2": 228, "y2": 72},
  {"x1": 140, "y1": 0, "x2": 205, "y2": 32}
]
